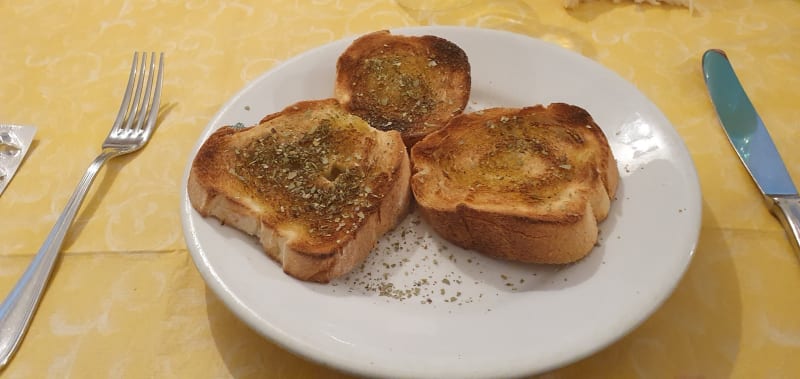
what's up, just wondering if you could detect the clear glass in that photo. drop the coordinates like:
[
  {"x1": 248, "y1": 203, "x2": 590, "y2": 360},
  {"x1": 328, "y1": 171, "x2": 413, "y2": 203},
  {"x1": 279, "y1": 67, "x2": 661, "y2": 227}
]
[{"x1": 395, "y1": 0, "x2": 591, "y2": 55}]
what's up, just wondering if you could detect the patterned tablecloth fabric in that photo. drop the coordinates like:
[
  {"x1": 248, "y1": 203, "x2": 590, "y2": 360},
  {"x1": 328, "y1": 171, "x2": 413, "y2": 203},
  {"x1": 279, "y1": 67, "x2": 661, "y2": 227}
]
[{"x1": 1, "y1": 1, "x2": 799, "y2": 377}]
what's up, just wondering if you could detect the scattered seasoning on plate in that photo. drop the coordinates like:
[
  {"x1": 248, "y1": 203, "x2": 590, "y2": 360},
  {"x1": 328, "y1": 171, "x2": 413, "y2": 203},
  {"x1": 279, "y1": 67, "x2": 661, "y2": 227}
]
[{"x1": 329, "y1": 213, "x2": 550, "y2": 306}]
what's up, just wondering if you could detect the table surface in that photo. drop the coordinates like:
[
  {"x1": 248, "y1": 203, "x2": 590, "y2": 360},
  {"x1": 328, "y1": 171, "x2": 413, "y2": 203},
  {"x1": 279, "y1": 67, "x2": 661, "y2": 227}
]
[{"x1": 2, "y1": 1, "x2": 800, "y2": 378}]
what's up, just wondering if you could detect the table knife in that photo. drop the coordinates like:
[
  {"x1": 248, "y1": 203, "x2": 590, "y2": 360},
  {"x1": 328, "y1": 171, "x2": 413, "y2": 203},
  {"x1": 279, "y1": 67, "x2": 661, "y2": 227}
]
[{"x1": 702, "y1": 48, "x2": 800, "y2": 258}]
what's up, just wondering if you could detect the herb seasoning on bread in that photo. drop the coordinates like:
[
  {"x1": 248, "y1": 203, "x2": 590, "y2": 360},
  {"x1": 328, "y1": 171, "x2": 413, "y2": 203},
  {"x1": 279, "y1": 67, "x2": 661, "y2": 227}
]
[
  {"x1": 410, "y1": 103, "x2": 619, "y2": 264},
  {"x1": 188, "y1": 99, "x2": 411, "y2": 282},
  {"x1": 335, "y1": 30, "x2": 471, "y2": 147}
]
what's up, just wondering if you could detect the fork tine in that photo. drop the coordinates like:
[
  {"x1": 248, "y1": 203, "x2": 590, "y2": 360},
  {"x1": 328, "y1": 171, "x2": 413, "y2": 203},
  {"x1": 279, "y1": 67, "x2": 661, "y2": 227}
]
[
  {"x1": 143, "y1": 53, "x2": 165, "y2": 139},
  {"x1": 133, "y1": 53, "x2": 156, "y2": 131},
  {"x1": 111, "y1": 52, "x2": 139, "y2": 131},
  {"x1": 133, "y1": 52, "x2": 157, "y2": 133},
  {"x1": 122, "y1": 53, "x2": 148, "y2": 132}
]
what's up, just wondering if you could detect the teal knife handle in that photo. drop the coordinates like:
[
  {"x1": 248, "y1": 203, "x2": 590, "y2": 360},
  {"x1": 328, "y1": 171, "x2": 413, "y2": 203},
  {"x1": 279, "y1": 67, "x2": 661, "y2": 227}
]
[{"x1": 769, "y1": 195, "x2": 800, "y2": 259}]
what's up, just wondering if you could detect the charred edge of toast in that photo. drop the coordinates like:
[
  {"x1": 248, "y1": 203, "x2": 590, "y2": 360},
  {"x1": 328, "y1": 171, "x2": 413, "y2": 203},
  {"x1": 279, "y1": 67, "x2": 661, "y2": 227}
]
[
  {"x1": 409, "y1": 102, "x2": 619, "y2": 263},
  {"x1": 335, "y1": 30, "x2": 471, "y2": 146}
]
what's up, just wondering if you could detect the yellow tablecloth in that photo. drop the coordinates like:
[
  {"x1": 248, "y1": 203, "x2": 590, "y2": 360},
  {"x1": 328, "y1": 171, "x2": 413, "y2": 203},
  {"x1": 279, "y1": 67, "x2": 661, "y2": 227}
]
[{"x1": 1, "y1": 1, "x2": 799, "y2": 377}]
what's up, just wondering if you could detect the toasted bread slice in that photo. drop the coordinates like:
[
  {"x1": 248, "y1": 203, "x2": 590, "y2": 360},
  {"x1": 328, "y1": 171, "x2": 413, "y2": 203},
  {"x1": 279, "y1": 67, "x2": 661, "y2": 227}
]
[
  {"x1": 410, "y1": 103, "x2": 619, "y2": 264},
  {"x1": 188, "y1": 99, "x2": 411, "y2": 282},
  {"x1": 335, "y1": 30, "x2": 471, "y2": 147}
]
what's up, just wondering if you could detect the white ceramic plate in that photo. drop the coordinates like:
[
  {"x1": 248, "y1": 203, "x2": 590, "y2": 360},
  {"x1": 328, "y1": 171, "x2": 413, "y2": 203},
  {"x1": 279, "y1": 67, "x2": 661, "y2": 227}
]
[{"x1": 181, "y1": 26, "x2": 701, "y2": 379}]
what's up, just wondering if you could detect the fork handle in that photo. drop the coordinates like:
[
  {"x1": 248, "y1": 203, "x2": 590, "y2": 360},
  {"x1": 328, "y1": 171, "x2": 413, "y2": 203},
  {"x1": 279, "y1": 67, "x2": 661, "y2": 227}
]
[{"x1": 0, "y1": 150, "x2": 116, "y2": 368}]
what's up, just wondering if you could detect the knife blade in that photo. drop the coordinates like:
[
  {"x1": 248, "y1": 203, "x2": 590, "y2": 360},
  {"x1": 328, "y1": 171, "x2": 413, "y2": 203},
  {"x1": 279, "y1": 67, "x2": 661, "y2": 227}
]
[{"x1": 702, "y1": 48, "x2": 800, "y2": 257}]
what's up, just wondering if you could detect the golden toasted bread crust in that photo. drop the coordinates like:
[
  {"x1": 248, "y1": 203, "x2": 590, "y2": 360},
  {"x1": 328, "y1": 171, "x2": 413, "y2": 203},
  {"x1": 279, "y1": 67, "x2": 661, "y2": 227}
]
[
  {"x1": 188, "y1": 99, "x2": 411, "y2": 282},
  {"x1": 335, "y1": 30, "x2": 471, "y2": 147},
  {"x1": 410, "y1": 103, "x2": 619, "y2": 264}
]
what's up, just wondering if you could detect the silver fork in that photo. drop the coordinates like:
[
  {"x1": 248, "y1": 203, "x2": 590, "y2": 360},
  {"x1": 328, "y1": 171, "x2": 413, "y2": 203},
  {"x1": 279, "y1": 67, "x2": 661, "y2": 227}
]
[{"x1": 0, "y1": 52, "x2": 164, "y2": 368}]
